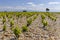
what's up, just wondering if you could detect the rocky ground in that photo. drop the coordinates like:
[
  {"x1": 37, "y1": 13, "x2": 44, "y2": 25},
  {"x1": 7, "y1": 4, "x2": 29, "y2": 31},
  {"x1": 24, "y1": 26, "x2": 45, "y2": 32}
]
[{"x1": 0, "y1": 13, "x2": 60, "y2": 40}]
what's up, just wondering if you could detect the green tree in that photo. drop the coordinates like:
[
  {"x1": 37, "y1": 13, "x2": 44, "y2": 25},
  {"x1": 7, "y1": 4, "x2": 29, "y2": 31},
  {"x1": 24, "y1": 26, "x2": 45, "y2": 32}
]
[{"x1": 46, "y1": 8, "x2": 49, "y2": 12}]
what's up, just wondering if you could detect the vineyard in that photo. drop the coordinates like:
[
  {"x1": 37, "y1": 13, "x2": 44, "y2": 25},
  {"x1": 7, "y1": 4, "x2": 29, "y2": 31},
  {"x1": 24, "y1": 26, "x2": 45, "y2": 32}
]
[{"x1": 0, "y1": 12, "x2": 60, "y2": 40}]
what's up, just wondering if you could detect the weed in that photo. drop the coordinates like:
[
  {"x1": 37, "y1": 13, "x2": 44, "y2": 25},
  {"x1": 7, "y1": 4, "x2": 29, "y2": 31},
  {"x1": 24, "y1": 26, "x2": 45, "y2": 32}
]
[
  {"x1": 41, "y1": 14, "x2": 46, "y2": 19},
  {"x1": 3, "y1": 24, "x2": 6, "y2": 31},
  {"x1": 22, "y1": 25, "x2": 28, "y2": 32},
  {"x1": 42, "y1": 19, "x2": 48, "y2": 28},
  {"x1": 13, "y1": 26, "x2": 21, "y2": 39},
  {"x1": 27, "y1": 18, "x2": 32, "y2": 26},
  {"x1": 10, "y1": 19, "x2": 14, "y2": 27},
  {"x1": 2, "y1": 18, "x2": 6, "y2": 24}
]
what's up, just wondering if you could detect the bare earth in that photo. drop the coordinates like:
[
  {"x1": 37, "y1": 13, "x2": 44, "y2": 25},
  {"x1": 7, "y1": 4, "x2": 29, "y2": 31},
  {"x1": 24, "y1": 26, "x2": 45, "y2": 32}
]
[{"x1": 0, "y1": 13, "x2": 60, "y2": 40}]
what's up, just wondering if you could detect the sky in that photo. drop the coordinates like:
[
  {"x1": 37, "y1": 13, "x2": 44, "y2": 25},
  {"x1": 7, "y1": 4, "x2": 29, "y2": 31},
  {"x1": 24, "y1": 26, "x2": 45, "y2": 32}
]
[{"x1": 0, "y1": 0, "x2": 60, "y2": 12}]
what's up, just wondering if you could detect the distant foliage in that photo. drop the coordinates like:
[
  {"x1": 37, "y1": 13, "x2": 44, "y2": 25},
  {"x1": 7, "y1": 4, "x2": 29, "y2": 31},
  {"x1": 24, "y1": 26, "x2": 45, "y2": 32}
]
[
  {"x1": 49, "y1": 16, "x2": 57, "y2": 21},
  {"x1": 45, "y1": 13, "x2": 57, "y2": 21},
  {"x1": 33, "y1": 15, "x2": 37, "y2": 21},
  {"x1": 23, "y1": 10, "x2": 27, "y2": 12}
]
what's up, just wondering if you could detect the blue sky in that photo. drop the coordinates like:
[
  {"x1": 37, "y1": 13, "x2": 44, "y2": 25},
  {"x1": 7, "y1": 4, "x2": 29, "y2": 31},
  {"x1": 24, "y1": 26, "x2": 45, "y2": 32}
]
[{"x1": 0, "y1": 0, "x2": 60, "y2": 12}]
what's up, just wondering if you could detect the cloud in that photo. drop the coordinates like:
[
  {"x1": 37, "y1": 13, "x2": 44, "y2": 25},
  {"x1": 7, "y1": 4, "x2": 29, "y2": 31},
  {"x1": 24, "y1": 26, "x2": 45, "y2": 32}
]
[
  {"x1": 27, "y1": 2, "x2": 33, "y2": 4},
  {"x1": 1, "y1": 2, "x2": 60, "y2": 12},
  {"x1": 27, "y1": 2, "x2": 44, "y2": 7},
  {"x1": 0, "y1": 6, "x2": 27, "y2": 11},
  {"x1": 27, "y1": 2, "x2": 36, "y2": 6},
  {"x1": 39, "y1": 4, "x2": 44, "y2": 6},
  {"x1": 26, "y1": 2, "x2": 45, "y2": 11},
  {"x1": 48, "y1": 2, "x2": 60, "y2": 5},
  {"x1": 0, "y1": 5, "x2": 46, "y2": 11}
]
